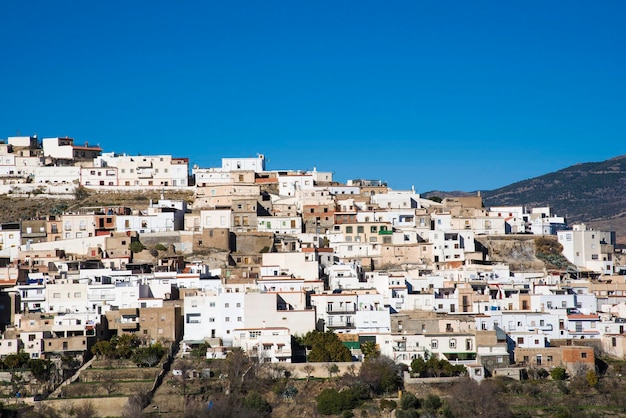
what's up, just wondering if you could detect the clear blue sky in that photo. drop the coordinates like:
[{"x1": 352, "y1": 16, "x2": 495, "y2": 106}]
[{"x1": 1, "y1": 1, "x2": 624, "y2": 192}]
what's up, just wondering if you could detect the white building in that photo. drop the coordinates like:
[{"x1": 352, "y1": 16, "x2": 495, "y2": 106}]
[
  {"x1": 221, "y1": 155, "x2": 266, "y2": 172},
  {"x1": 34, "y1": 166, "x2": 80, "y2": 184},
  {"x1": 558, "y1": 224, "x2": 614, "y2": 275}
]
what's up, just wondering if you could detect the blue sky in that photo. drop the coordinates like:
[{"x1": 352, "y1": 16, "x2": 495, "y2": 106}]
[{"x1": 1, "y1": 1, "x2": 624, "y2": 192}]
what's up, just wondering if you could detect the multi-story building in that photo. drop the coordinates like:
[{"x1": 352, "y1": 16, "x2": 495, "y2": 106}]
[{"x1": 558, "y1": 224, "x2": 615, "y2": 275}]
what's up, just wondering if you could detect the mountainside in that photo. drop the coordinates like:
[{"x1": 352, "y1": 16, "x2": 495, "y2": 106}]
[
  {"x1": 482, "y1": 155, "x2": 626, "y2": 242},
  {"x1": 425, "y1": 155, "x2": 626, "y2": 243},
  {"x1": 481, "y1": 155, "x2": 626, "y2": 223}
]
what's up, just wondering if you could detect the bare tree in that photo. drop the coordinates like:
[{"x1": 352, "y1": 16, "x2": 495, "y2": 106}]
[
  {"x1": 325, "y1": 363, "x2": 339, "y2": 378},
  {"x1": 447, "y1": 379, "x2": 513, "y2": 418},
  {"x1": 303, "y1": 364, "x2": 315, "y2": 382},
  {"x1": 98, "y1": 370, "x2": 119, "y2": 397},
  {"x1": 74, "y1": 400, "x2": 97, "y2": 418},
  {"x1": 122, "y1": 390, "x2": 150, "y2": 418}
]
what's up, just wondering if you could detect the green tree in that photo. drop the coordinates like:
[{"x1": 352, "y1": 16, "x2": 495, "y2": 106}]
[
  {"x1": 361, "y1": 341, "x2": 379, "y2": 359},
  {"x1": 3, "y1": 351, "x2": 30, "y2": 370},
  {"x1": 411, "y1": 354, "x2": 465, "y2": 378},
  {"x1": 301, "y1": 331, "x2": 352, "y2": 362},
  {"x1": 131, "y1": 343, "x2": 165, "y2": 367},
  {"x1": 115, "y1": 334, "x2": 141, "y2": 358},
  {"x1": 190, "y1": 342, "x2": 211, "y2": 361},
  {"x1": 410, "y1": 357, "x2": 427, "y2": 376},
  {"x1": 29, "y1": 359, "x2": 55, "y2": 391},
  {"x1": 91, "y1": 340, "x2": 115, "y2": 359},
  {"x1": 129, "y1": 240, "x2": 146, "y2": 253}
]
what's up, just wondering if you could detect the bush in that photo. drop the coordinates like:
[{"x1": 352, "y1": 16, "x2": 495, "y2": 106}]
[
  {"x1": 317, "y1": 388, "x2": 362, "y2": 415},
  {"x1": 423, "y1": 394, "x2": 442, "y2": 410},
  {"x1": 586, "y1": 370, "x2": 599, "y2": 388},
  {"x1": 550, "y1": 367, "x2": 568, "y2": 381},
  {"x1": 243, "y1": 392, "x2": 272, "y2": 417},
  {"x1": 399, "y1": 392, "x2": 420, "y2": 410},
  {"x1": 379, "y1": 399, "x2": 397, "y2": 411},
  {"x1": 395, "y1": 410, "x2": 419, "y2": 418}
]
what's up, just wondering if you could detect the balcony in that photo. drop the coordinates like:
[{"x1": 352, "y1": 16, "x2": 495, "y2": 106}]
[
  {"x1": 116, "y1": 317, "x2": 139, "y2": 330},
  {"x1": 327, "y1": 306, "x2": 356, "y2": 314},
  {"x1": 527, "y1": 324, "x2": 554, "y2": 332},
  {"x1": 326, "y1": 321, "x2": 355, "y2": 330},
  {"x1": 392, "y1": 344, "x2": 425, "y2": 353}
]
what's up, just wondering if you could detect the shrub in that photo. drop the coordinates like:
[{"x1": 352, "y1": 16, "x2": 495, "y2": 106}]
[
  {"x1": 243, "y1": 392, "x2": 272, "y2": 417},
  {"x1": 423, "y1": 394, "x2": 442, "y2": 410},
  {"x1": 550, "y1": 367, "x2": 568, "y2": 381},
  {"x1": 129, "y1": 241, "x2": 145, "y2": 253},
  {"x1": 379, "y1": 399, "x2": 397, "y2": 411},
  {"x1": 586, "y1": 370, "x2": 599, "y2": 388},
  {"x1": 399, "y1": 392, "x2": 420, "y2": 410},
  {"x1": 395, "y1": 410, "x2": 419, "y2": 418},
  {"x1": 317, "y1": 388, "x2": 362, "y2": 415},
  {"x1": 317, "y1": 389, "x2": 346, "y2": 415}
]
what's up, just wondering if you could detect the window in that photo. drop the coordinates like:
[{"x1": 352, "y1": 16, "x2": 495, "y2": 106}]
[
  {"x1": 431, "y1": 339, "x2": 438, "y2": 349},
  {"x1": 346, "y1": 226, "x2": 353, "y2": 234},
  {"x1": 225, "y1": 317, "x2": 230, "y2": 322},
  {"x1": 581, "y1": 352, "x2": 587, "y2": 359},
  {"x1": 449, "y1": 339, "x2": 456, "y2": 349}
]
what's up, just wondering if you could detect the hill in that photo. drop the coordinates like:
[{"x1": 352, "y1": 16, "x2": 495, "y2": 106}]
[{"x1": 426, "y1": 155, "x2": 626, "y2": 243}]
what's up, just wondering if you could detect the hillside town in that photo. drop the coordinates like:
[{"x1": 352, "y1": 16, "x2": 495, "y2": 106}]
[{"x1": 0, "y1": 133, "x2": 625, "y2": 401}]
